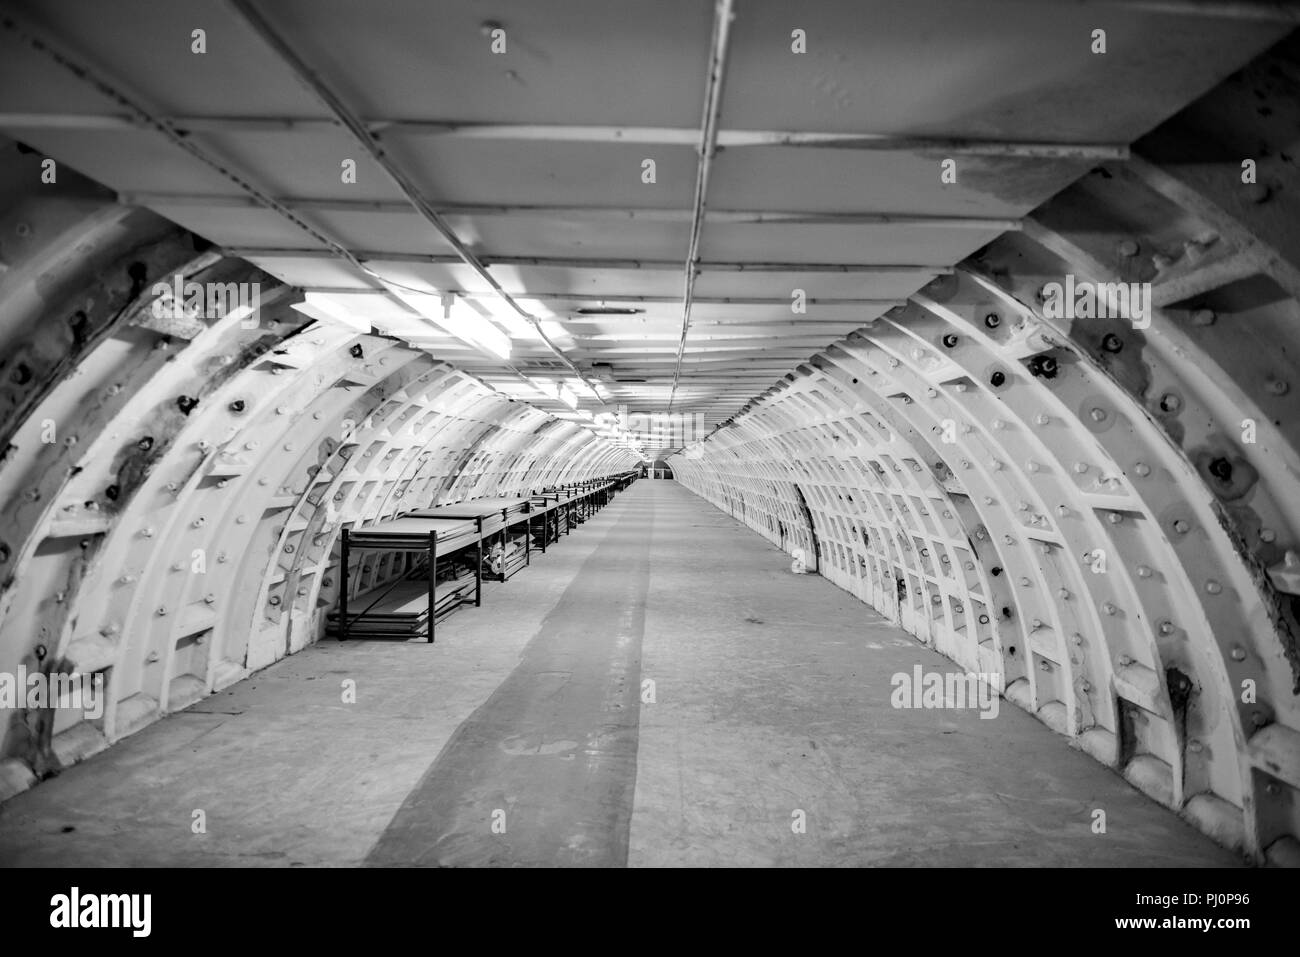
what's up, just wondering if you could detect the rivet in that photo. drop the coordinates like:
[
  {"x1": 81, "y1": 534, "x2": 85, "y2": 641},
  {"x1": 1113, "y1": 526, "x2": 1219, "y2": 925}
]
[
  {"x1": 1027, "y1": 460, "x2": 1041, "y2": 473},
  {"x1": 171, "y1": 562, "x2": 184, "y2": 571},
  {"x1": 1134, "y1": 462, "x2": 1151, "y2": 477},
  {"x1": 1159, "y1": 393, "x2": 1182, "y2": 413},
  {"x1": 284, "y1": 443, "x2": 295, "y2": 452},
  {"x1": 236, "y1": 515, "x2": 247, "y2": 524},
  {"x1": 1032, "y1": 617, "x2": 1043, "y2": 628},
  {"x1": 1205, "y1": 579, "x2": 1222, "y2": 594},
  {"x1": 1260, "y1": 528, "x2": 1276, "y2": 543},
  {"x1": 1137, "y1": 565, "x2": 1152, "y2": 578},
  {"x1": 1107, "y1": 512, "x2": 1122, "y2": 525},
  {"x1": 1103, "y1": 602, "x2": 1117, "y2": 615},
  {"x1": 991, "y1": 460, "x2": 1003, "y2": 471},
  {"x1": 1191, "y1": 308, "x2": 1216, "y2": 326},
  {"x1": 192, "y1": 517, "x2": 205, "y2": 528},
  {"x1": 277, "y1": 406, "x2": 289, "y2": 415},
  {"x1": 1035, "y1": 413, "x2": 1050, "y2": 426},
  {"x1": 156, "y1": 606, "x2": 167, "y2": 616},
  {"x1": 1189, "y1": 740, "x2": 1203, "y2": 753},
  {"x1": 1266, "y1": 378, "x2": 1289, "y2": 396},
  {"x1": 204, "y1": 593, "x2": 215, "y2": 604},
  {"x1": 1073, "y1": 634, "x2": 1084, "y2": 646},
  {"x1": 1059, "y1": 588, "x2": 1071, "y2": 600},
  {"x1": 269, "y1": 596, "x2": 281, "y2": 606},
  {"x1": 1230, "y1": 646, "x2": 1246, "y2": 661},
  {"x1": 1020, "y1": 577, "x2": 1031, "y2": 587},
  {"x1": 1117, "y1": 239, "x2": 1140, "y2": 257},
  {"x1": 1080, "y1": 679, "x2": 1092, "y2": 692},
  {"x1": 1073, "y1": 462, "x2": 1088, "y2": 474},
  {"x1": 1173, "y1": 519, "x2": 1190, "y2": 534},
  {"x1": 1118, "y1": 654, "x2": 1133, "y2": 666},
  {"x1": 313, "y1": 412, "x2": 323, "y2": 420},
  {"x1": 217, "y1": 552, "x2": 228, "y2": 563},
  {"x1": 992, "y1": 419, "x2": 1005, "y2": 430},
  {"x1": 961, "y1": 459, "x2": 972, "y2": 470},
  {"x1": 141, "y1": 527, "x2": 154, "y2": 539},
  {"x1": 1158, "y1": 620, "x2": 1175, "y2": 636},
  {"x1": 1089, "y1": 408, "x2": 1106, "y2": 422},
  {"x1": 965, "y1": 562, "x2": 974, "y2": 571},
  {"x1": 1056, "y1": 505, "x2": 1069, "y2": 517}
]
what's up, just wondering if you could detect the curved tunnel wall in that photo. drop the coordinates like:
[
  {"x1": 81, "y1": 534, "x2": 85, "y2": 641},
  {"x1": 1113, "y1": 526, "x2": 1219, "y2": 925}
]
[
  {"x1": 0, "y1": 187, "x2": 638, "y2": 794},
  {"x1": 672, "y1": 246, "x2": 1300, "y2": 865}
]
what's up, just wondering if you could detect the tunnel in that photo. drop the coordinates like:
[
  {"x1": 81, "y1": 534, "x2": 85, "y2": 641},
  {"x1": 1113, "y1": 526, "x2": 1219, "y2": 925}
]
[{"x1": 0, "y1": 0, "x2": 1298, "y2": 887}]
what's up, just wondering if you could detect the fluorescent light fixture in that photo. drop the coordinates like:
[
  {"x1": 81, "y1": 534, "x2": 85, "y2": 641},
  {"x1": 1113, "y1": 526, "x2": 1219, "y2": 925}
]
[
  {"x1": 529, "y1": 378, "x2": 559, "y2": 400},
  {"x1": 387, "y1": 288, "x2": 512, "y2": 360},
  {"x1": 290, "y1": 292, "x2": 370, "y2": 332},
  {"x1": 443, "y1": 299, "x2": 512, "y2": 359}
]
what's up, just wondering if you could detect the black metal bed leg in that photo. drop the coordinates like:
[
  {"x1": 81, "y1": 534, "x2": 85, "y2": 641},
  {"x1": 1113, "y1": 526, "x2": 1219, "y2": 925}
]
[
  {"x1": 475, "y1": 516, "x2": 483, "y2": 607},
  {"x1": 428, "y1": 530, "x2": 437, "y2": 643},
  {"x1": 340, "y1": 527, "x2": 349, "y2": 642}
]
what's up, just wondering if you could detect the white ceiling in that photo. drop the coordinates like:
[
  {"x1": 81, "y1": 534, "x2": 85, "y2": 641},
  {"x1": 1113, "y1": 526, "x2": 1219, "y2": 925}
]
[{"x1": 0, "y1": 0, "x2": 1286, "y2": 453}]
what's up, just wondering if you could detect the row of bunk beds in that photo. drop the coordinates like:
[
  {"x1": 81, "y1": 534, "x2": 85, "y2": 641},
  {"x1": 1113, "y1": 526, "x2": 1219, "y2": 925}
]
[{"x1": 326, "y1": 471, "x2": 638, "y2": 643}]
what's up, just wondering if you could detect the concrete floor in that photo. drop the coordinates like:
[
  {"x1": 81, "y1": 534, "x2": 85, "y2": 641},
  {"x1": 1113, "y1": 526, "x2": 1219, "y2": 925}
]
[{"x1": 0, "y1": 481, "x2": 1241, "y2": 867}]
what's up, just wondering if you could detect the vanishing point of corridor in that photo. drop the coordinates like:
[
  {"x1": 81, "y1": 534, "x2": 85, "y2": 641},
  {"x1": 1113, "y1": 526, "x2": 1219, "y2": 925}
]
[{"x1": 0, "y1": 482, "x2": 1235, "y2": 867}]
